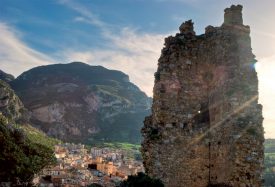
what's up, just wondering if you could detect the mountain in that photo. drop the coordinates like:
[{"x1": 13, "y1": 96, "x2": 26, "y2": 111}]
[
  {"x1": 0, "y1": 69, "x2": 15, "y2": 83},
  {"x1": 0, "y1": 80, "x2": 28, "y2": 122},
  {"x1": 10, "y1": 62, "x2": 152, "y2": 143},
  {"x1": 0, "y1": 80, "x2": 57, "y2": 184}
]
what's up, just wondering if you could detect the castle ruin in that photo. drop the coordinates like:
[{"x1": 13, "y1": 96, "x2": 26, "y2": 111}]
[{"x1": 141, "y1": 5, "x2": 264, "y2": 187}]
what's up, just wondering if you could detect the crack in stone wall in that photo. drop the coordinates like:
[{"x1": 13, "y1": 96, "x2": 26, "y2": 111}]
[{"x1": 141, "y1": 5, "x2": 264, "y2": 187}]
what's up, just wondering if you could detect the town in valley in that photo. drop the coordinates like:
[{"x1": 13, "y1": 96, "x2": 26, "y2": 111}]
[{"x1": 34, "y1": 143, "x2": 144, "y2": 187}]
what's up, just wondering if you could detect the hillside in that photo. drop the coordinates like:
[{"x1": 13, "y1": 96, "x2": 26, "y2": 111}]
[
  {"x1": 0, "y1": 70, "x2": 14, "y2": 83},
  {"x1": 10, "y1": 62, "x2": 151, "y2": 143},
  {"x1": 0, "y1": 80, "x2": 57, "y2": 184}
]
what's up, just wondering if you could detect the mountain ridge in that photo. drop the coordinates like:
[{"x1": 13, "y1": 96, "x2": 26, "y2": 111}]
[
  {"x1": 0, "y1": 69, "x2": 14, "y2": 83},
  {"x1": 10, "y1": 62, "x2": 152, "y2": 143}
]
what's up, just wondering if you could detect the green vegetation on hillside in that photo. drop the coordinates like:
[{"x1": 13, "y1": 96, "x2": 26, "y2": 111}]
[
  {"x1": 20, "y1": 124, "x2": 61, "y2": 150},
  {"x1": 0, "y1": 114, "x2": 56, "y2": 184},
  {"x1": 100, "y1": 142, "x2": 141, "y2": 150}
]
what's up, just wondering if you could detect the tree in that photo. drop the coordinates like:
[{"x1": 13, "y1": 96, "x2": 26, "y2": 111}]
[
  {"x1": 0, "y1": 114, "x2": 56, "y2": 184},
  {"x1": 120, "y1": 172, "x2": 164, "y2": 187}
]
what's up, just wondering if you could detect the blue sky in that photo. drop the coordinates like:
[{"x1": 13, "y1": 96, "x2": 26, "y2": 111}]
[{"x1": 0, "y1": 0, "x2": 275, "y2": 138}]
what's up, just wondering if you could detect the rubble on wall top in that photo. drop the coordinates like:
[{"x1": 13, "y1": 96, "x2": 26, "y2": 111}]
[
  {"x1": 177, "y1": 4, "x2": 248, "y2": 38},
  {"x1": 179, "y1": 20, "x2": 196, "y2": 36},
  {"x1": 224, "y1": 4, "x2": 243, "y2": 13}
]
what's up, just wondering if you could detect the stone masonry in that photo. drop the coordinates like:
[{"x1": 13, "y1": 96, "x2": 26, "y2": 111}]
[{"x1": 141, "y1": 5, "x2": 264, "y2": 187}]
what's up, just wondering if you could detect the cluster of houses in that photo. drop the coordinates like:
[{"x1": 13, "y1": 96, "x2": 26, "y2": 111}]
[{"x1": 33, "y1": 143, "x2": 144, "y2": 186}]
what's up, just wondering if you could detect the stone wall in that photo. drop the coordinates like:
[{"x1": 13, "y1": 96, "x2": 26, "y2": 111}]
[{"x1": 141, "y1": 5, "x2": 264, "y2": 187}]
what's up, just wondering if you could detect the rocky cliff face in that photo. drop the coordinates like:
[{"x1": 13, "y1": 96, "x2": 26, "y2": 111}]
[
  {"x1": 0, "y1": 80, "x2": 28, "y2": 122},
  {"x1": 142, "y1": 5, "x2": 264, "y2": 187},
  {"x1": 11, "y1": 62, "x2": 151, "y2": 143}
]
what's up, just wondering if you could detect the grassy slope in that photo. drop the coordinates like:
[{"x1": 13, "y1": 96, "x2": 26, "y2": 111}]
[
  {"x1": 0, "y1": 114, "x2": 57, "y2": 183},
  {"x1": 20, "y1": 124, "x2": 61, "y2": 150}
]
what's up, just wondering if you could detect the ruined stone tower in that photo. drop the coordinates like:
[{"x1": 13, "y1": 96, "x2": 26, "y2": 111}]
[{"x1": 141, "y1": 5, "x2": 264, "y2": 187}]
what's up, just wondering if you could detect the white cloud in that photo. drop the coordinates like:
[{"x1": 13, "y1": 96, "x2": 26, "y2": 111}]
[
  {"x1": 58, "y1": 0, "x2": 171, "y2": 96},
  {"x1": 73, "y1": 16, "x2": 86, "y2": 23},
  {"x1": 0, "y1": 22, "x2": 53, "y2": 76},
  {"x1": 63, "y1": 28, "x2": 170, "y2": 96},
  {"x1": 58, "y1": 0, "x2": 109, "y2": 32}
]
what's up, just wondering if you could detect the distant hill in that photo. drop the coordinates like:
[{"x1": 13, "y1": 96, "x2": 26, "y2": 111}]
[
  {"x1": 10, "y1": 62, "x2": 152, "y2": 143},
  {"x1": 0, "y1": 69, "x2": 14, "y2": 83}
]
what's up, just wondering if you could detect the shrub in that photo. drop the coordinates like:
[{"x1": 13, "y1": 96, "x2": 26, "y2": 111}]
[
  {"x1": 120, "y1": 172, "x2": 164, "y2": 187},
  {"x1": 0, "y1": 114, "x2": 56, "y2": 184}
]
